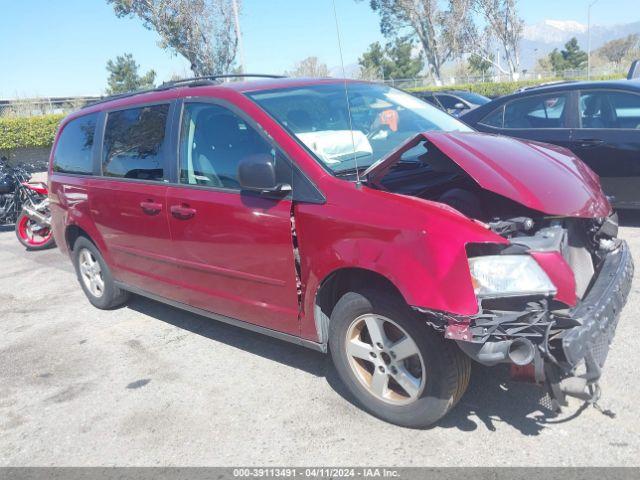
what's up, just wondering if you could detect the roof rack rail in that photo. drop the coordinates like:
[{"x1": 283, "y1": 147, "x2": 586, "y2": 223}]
[
  {"x1": 160, "y1": 73, "x2": 286, "y2": 89},
  {"x1": 85, "y1": 74, "x2": 285, "y2": 108}
]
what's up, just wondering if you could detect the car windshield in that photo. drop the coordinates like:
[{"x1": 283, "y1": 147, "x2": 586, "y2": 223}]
[
  {"x1": 455, "y1": 91, "x2": 490, "y2": 105},
  {"x1": 247, "y1": 83, "x2": 472, "y2": 174}
]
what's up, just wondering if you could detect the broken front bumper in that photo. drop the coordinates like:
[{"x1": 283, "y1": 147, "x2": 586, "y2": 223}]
[
  {"x1": 559, "y1": 240, "x2": 633, "y2": 370},
  {"x1": 450, "y1": 241, "x2": 633, "y2": 378}
]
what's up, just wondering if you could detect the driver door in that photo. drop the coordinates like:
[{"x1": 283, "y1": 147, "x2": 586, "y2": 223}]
[{"x1": 165, "y1": 99, "x2": 301, "y2": 334}]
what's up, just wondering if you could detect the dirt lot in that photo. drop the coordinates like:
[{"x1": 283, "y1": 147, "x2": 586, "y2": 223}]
[{"x1": 1, "y1": 217, "x2": 640, "y2": 466}]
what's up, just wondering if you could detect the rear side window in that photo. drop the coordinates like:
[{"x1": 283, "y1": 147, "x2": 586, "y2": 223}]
[
  {"x1": 502, "y1": 93, "x2": 568, "y2": 129},
  {"x1": 52, "y1": 113, "x2": 98, "y2": 175},
  {"x1": 102, "y1": 104, "x2": 169, "y2": 181},
  {"x1": 479, "y1": 105, "x2": 505, "y2": 128},
  {"x1": 580, "y1": 90, "x2": 640, "y2": 129}
]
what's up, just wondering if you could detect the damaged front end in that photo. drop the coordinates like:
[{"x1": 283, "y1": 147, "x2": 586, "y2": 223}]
[
  {"x1": 369, "y1": 132, "x2": 634, "y2": 409},
  {"x1": 447, "y1": 214, "x2": 634, "y2": 409}
]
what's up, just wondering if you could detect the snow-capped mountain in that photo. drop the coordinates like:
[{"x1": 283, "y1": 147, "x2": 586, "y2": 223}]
[
  {"x1": 523, "y1": 20, "x2": 587, "y2": 43},
  {"x1": 520, "y1": 19, "x2": 640, "y2": 68}
]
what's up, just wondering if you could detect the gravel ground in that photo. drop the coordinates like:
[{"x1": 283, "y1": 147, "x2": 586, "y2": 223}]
[{"x1": 1, "y1": 215, "x2": 640, "y2": 467}]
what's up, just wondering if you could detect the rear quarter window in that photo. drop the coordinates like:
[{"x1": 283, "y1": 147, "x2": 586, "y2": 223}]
[
  {"x1": 52, "y1": 113, "x2": 99, "y2": 175},
  {"x1": 102, "y1": 104, "x2": 169, "y2": 181}
]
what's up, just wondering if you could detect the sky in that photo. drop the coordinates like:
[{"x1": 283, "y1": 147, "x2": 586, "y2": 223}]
[{"x1": 0, "y1": 0, "x2": 638, "y2": 98}]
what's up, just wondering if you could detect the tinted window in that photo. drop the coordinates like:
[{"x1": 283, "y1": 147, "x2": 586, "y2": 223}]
[
  {"x1": 53, "y1": 113, "x2": 98, "y2": 175},
  {"x1": 179, "y1": 102, "x2": 290, "y2": 189},
  {"x1": 436, "y1": 94, "x2": 464, "y2": 110},
  {"x1": 415, "y1": 93, "x2": 440, "y2": 107},
  {"x1": 455, "y1": 91, "x2": 490, "y2": 105},
  {"x1": 479, "y1": 105, "x2": 505, "y2": 128},
  {"x1": 503, "y1": 93, "x2": 568, "y2": 128},
  {"x1": 580, "y1": 90, "x2": 640, "y2": 129},
  {"x1": 102, "y1": 104, "x2": 169, "y2": 181}
]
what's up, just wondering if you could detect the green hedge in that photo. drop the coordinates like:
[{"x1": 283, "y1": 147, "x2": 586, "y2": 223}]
[
  {"x1": 0, "y1": 114, "x2": 64, "y2": 150},
  {"x1": 407, "y1": 73, "x2": 626, "y2": 98}
]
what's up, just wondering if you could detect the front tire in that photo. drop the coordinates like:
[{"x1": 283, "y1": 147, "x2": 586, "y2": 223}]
[
  {"x1": 329, "y1": 289, "x2": 470, "y2": 428},
  {"x1": 72, "y1": 236, "x2": 129, "y2": 309}
]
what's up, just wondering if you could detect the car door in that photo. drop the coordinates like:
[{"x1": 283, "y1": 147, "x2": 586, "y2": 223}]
[
  {"x1": 164, "y1": 99, "x2": 301, "y2": 334},
  {"x1": 475, "y1": 91, "x2": 576, "y2": 149},
  {"x1": 89, "y1": 102, "x2": 178, "y2": 295},
  {"x1": 570, "y1": 89, "x2": 640, "y2": 208}
]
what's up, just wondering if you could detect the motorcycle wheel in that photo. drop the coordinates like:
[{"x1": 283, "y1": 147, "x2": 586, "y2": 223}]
[{"x1": 15, "y1": 212, "x2": 56, "y2": 250}]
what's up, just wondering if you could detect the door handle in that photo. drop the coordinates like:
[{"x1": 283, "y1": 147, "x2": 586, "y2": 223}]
[
  {"x1": 140, "y1": 200, "x2": 162, "y2": 215},
  {"x1": 578, "y1": 138, "x2": 604, "y2": 148},
  {"x1": 170, "y1": 204, "x2": 197, "y2": 220}
]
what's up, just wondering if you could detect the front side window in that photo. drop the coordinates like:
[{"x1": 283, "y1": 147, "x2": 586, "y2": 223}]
[
  {"x1": 247, "y1": 83, "x2": 471, "y2": 175},
  {"x1": 502, "y1": 93, "x2": 569, "y2": 129},
  {"x1": 53, "y1": 113, "x2": 98, "y2": 175},
  {"x1": 102, "y1": 104, "x2": 169, "y2": 181},
  {"x1": 179, "y1": 102, "x2": 290, "y2": 189},
  {"x1": 580, "y1": 90, "x2": 640, "y2": 129}
]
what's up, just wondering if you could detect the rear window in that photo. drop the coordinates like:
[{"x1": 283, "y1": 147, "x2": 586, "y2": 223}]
[
  {"x1": 102, "y1": 104, "x2": 169, "y2": 181},
  {"x1": 52, "y1": 113, "x2": 98, "y2": 175}
]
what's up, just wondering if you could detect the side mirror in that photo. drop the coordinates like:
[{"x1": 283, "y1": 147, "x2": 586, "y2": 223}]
[
  {"x1": 238, "y1": 154, "x2": 291, "y2": 194},
  {"x1": 454, "y1": 102, "x2": 466, "y2": 110}
]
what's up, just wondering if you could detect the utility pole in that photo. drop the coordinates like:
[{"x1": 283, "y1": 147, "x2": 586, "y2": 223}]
[
  {"x1": 587, "y1": 0, "x2": 599, "y2": 80},
  {"x1": 231, "y1": 0, "x2": 246, "y2": 74}
]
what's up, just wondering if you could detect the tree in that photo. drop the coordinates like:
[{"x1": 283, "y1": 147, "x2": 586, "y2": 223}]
[
  {"x1": 107, "y1": 0, "x2": 239, "y2": 76},
  {"x1": 358, "y1": 38, "x2": 424, "y2": 79},
  {"x1": 597, "y1": 34, "x2": 640, "y2": 67},
  {"x1": 385, "y1": 37, "x2": 424, "y2": 78},
  {"x1": 106, "y1": 53, "x2": 156, "y2": 94},
  {"x1": 287, "y1": 57, "x2": 329, "y2": 77},
  {"x1": 457, "y1": 0, "x2": 523, "y2": 80},
  {"x1": 548, "y1": 37, "x2": 587, "y2": 73},
  {"x1": 468, "y1": 53, "x2": 493, "y2": 76},
  {"x1": 362, "y1": 0, "x2": 468, "y2": 82},
  {"x1": 359, "y1": 41, "x2": 387, "y2": 79}
]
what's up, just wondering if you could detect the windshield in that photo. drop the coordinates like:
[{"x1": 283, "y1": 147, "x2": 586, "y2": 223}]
[
  {"x1": 455, "y1": 91, "x2": 490, "y2": 105},
  {"x1": 247, "y1": 83, "x2": 472, "y2": 174}
]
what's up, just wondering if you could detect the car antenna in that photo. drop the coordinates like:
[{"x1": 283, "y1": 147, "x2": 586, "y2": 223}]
[{"x1": 331, "y1": 0, "x2": 361, "y2": 186}]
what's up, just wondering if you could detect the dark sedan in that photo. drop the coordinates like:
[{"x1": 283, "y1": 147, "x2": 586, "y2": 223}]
[
  {"x1": 412, "y1": 90, "x2": 490, "y2": 117},
  {"x1": 460, "y1": 79, "x2": 640, "y2": 209}
]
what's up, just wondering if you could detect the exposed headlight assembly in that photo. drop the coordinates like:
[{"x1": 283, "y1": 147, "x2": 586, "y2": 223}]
[{"x1": 468, "y1": 255, "x2": 557, "y2": 298}]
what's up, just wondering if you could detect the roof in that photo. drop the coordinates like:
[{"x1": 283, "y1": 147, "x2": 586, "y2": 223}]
[
  {"x1": 64, "y1": 76, "x2": 367, "y2": 124},
  {"x1": 506, "y1": 78, "x2": 640, "y2": 97}
]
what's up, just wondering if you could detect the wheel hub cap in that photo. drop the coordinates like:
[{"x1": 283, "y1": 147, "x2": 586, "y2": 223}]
[
  {"x1": 79, "y1": 248, "x2": 105, "y2": 298},
  {"x1": 345, "y1": 314, "x2": 426, "y2": 405}
]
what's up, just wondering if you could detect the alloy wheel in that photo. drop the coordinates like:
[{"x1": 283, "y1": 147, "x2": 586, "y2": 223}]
[
  {"x1": 345, "y1": 314, "x2": 426, "y2": 405},
  {"x1": 78, "y1": 248, "x2": 105, "y2": 298}
]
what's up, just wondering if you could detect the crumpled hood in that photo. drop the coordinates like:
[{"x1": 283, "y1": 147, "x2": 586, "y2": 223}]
[{"x1": 365, "y1": 131, "x2": 611, "y2": 218}]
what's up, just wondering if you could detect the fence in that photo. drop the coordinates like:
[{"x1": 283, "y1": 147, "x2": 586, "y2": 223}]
[
  {"x1": 376, "y1": 66, "x2": 625, "y2": 90},
  {"x1": 0, "y1": 96, "x2": 99, "y2": 118}
]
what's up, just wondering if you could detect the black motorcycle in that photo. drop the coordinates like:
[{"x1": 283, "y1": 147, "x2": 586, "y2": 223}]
[{"x1": 0, "y1": 159, "x2": 55, "y2": 250}]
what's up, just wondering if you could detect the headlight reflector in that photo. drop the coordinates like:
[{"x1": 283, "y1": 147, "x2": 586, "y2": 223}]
[{"x1": 468, "y1": 255, "x2": 556, "y2": 297}]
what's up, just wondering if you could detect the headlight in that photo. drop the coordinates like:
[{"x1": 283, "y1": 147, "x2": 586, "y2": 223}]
[{"x1": 468, "y1": 255, "x2": 556, "y2": 297}]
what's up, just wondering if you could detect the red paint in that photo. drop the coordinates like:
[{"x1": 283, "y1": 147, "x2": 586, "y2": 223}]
[
  {"x1": 530, "y1": 251, "x2": 578, "y2": 306},
  {"x1": 367, "y1": 132, "x2": 611, "y2": 218},
  {"x1": 16, "y1": 215, "x2": 52, "y2": 246},
  {"x1": 49, "y1": 78, "x2": 611, "y2": 344},
  {"x1": 21, "y1": 181, "x2": 48, "y2": 195}
]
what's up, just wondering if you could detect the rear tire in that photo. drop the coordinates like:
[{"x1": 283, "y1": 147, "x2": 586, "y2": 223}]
[
  {"x1": 15, "y1": 212, "x2": 56, "y2": 251},
  {"x1": 329, "y1": 289, "x2": 470, "y2": 428},
  {"x1": 72, "y1": 236, "x2": 129, "y2": 309}
]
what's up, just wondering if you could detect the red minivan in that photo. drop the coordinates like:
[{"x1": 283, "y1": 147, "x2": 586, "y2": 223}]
[{"x1": 49, "y1": 76, "x2": 633, "y2": 428}]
